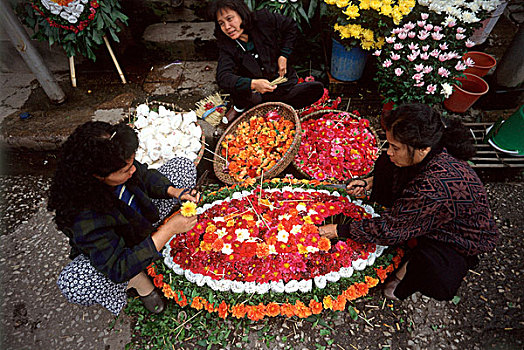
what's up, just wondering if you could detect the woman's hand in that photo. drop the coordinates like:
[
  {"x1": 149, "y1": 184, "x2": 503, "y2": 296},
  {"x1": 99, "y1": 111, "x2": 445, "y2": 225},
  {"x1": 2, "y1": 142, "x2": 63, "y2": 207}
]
[
  {"x1": 163, "y1": 213, "x2": 198, "y2": 234},
  {"x1": 346, "y1": 177, "x2": 373, "y2": 197},
  {"x1": 319, "y1": 224, "x2": 338, "y2": 239},
  {"x1": 278, "y1": 56, "x2": 287, "y2": 77},
  {"x1": 251, "y1": 79, "x2": 277, "y2": 94},
  {"x1": 167, "y1": 186, "x2": 200, "y2": 203}
]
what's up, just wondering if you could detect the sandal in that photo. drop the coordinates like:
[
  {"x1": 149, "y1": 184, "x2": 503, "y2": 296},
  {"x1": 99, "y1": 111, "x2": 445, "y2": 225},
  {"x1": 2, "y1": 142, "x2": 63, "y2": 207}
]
[
  {"x1": 140, "y1": 289, "x2": 165, "y2": 314},
  {"x1": 383, "y1": 276, "x2": 401, "y2": 301}
]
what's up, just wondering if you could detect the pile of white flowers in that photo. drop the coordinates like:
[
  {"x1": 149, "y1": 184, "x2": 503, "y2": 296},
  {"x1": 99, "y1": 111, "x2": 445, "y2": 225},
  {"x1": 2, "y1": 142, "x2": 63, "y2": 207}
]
[
  {"x1": 418, "y1": 0, "x2": 502, "y2": 25},
  {"x1": 132, "y1": 104, "x2": 203, "y2": 169},
  {"x1": 40, "y1": 0, "x2": 89, "y2": 24}
]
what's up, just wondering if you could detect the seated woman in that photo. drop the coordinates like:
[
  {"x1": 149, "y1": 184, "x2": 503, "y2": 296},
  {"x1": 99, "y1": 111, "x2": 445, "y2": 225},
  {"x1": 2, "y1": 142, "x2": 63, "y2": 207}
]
[
  {"x1": 48, "y1": 121, "x2": 199, "y2": 315},
  {"x1": 319, "y1": 103, "x2": 499, "y2": 301},
  {"x1": 208, "y1": 0, "x2": 324, "y2": 125}
]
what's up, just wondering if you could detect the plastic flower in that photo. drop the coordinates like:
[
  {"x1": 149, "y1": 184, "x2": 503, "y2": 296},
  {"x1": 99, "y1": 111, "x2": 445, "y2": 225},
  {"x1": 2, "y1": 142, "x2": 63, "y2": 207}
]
[{"x1": 181, "y1": 201, "x2": 197, "y2": 217}]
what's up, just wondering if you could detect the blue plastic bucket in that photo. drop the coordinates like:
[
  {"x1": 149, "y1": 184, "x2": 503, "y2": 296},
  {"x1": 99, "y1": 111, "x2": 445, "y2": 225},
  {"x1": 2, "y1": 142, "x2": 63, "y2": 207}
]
[{"x1": 330, "y1": 38, "x2": 369, "y2": 81}]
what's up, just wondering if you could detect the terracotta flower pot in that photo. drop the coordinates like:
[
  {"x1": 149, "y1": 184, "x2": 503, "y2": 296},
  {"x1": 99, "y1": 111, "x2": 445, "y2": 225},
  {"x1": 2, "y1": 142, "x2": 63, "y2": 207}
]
[
  {"x1": 463, "y1": 51, "x2": 497, "y2": 77},
  {"x1": 443, "y1": 73, "x2": 489, "y2": 113}
]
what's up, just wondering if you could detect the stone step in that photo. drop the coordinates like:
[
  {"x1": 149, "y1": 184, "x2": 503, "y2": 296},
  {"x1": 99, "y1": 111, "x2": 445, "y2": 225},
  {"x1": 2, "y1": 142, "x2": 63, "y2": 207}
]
[{"x1": 142, "y1": 22, "x2": 217, "y2": 61}]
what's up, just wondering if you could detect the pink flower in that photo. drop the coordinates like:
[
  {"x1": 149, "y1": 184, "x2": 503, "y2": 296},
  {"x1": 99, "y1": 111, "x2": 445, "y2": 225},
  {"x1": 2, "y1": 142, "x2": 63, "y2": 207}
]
[
  {"x1": 414, "y1": 81, "x2": 425, "y2": 87},
  {"x1": 412, "y1": 72, "x2": 424, "y2": 81},
  {"x1": 373, "y1": 50, "x2": 382, "y2": 56},
  {"x1": 424, "y1": 24, "x2": 433, "y2": 31},
  {"x1": 418, "y1": 31, "x2": 430, "y2": 40},
  {"x1": 455, "y1": 61, "x2": 467, "y2": 71},
  {"x1": 448, "y1": 21, "x2": 456, "y2": 28},
  {"x1": 382, "y1": 59, "x2": 393, "y2": 68},
  {"x1": 448, "y1": 51, "x2": 459, "y2": 59},
  {"x1": 394, "y1": 68, "x2": 404, "y2": 76},
  {"x1": 398, "y1": 32, "x2": 408, "y2": 40},
  {"x1": 438, "y1": 67, "x2": 450, "y2": 77},
  {"x1": 430, "y1": 49, "x2": 440, "y2": 57},
  {"x1": 422, "y1": 45, "x2": 430, "y2": 52},
  {"x1": 408, "y1": 42, "x2": 419, "y2": 51},
  {"x1": 394, "y1": 43, "x2": 404, "y2": 50},
  {"x1": 420, "y1": 52, "x2": 430, "y2": 60},
  {"x1": 417, "y1": 20, "x2": 426, "y2": 27},
  {"x1": 403, "y1": 22, "x2": 415, "y2": 30},
  {"x1": 386, "y1": 37, "x2": 396, "y2": 44},
  {"x1": 433, "y1": 26, "x2": 442, "y2": 32},
  {"x1": 421, "y1": 13, "x2": 429, "y2": 20},
  {"x1": 408, "y1": 31, "x2": 416, "y2": 38},
  {"x1": 407, "y1": 53, "x2": 417, "y2": 62},
  {"x1": 431, "y1": 32, "x2": 444, "y2": 40},
  {"x1": 426, "y1": 84, "x2": 437, "y2": 94},
  {"x1": 457, "y1": 27, "x2": 466, "y2": 34},
  {"x1": 438, "y1": 54, "x2": 449, "y2": 62},
  {"x1": 465, "y1": 39, "x2": 475, "y2": 48},
  {"x1": 392, "y1": 28, "x2": 402, "y2": 35},
  {"x1": 456, "y1": 33, "x2": 466, "y2": 40},
  {"x1": 464, "y1": 57, "x2": 475, "y2": 67},
  {"x1": 331, "y1": 145, "x2": 344, "y2": 157},
  {"x1": 390, "y1": 53, "x2": 401, "y2": 61},
  {"x1": 423, "y1": 66, "x2": 433, "y2": 74},
  {"x1": 414, "y1": 64, "x2": 424, "y2": 72},
  {"x1": 439, "y1": 42, "x2": 448, "y2": 50}
]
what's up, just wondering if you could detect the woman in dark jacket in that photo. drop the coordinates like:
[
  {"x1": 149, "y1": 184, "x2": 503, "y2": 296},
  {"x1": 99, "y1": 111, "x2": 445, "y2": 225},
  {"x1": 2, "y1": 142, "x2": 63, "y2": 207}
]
[
  {"x1": 208, "y1": 0, "x2": 324, "y2": 124},
  {"x1": 319, "y1": 104, "x2": 499, "y2": 301},
  {"x1": 48, "y1": 121, "x2": 198, "y2": 315}
]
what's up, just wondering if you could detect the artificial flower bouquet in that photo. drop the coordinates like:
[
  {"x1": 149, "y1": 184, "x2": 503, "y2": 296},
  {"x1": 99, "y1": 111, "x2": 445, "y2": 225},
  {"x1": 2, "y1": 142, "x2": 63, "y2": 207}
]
[
  {"x1": 19, "y1": 0, "x2": 128, "y2": 61},
  {"x1": 131, "y1": 103, "x2": 203, "y2": 168},
  {"x1": 323, "y1": 0, "x2": 417, "y2": 50},
  {"x1": 148, "y1": 178, "x2": 403, "y2": 320},
  {"x1": 295, "y1": 110, "x2": 380, "y2": 182},
  {"x1": 374, "y1": 0, "x2": 501, "y2": 106},
  {"x1": 220, "y1": 109, "x2": 296, "y2": 182}
]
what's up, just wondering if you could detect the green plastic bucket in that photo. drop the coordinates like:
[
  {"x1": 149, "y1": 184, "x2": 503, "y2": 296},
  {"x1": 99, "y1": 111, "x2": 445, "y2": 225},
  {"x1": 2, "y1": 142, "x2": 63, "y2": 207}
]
[{"x1": 490, "y1": 105, "x2": 524, "y2": 155}]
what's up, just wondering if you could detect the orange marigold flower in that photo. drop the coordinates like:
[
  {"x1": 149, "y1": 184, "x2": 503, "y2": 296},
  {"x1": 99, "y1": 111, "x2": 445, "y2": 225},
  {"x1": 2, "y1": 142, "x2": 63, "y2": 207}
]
[
  {"x1": 162, "y1": 284, "x2": 175, "y2": 299},
  {"x1": 309, "y1": 299, "x2": 323, "y2": 314},
  {"x1": 211, "y1": 238, "x2": 225, "y2": 252},
  {"x1": 265, "y1": 302, "x2": 281, "y2": 317},
  {"x1": 375, "y1": 266, "x2": 388, "y2": 282},
  {"x1": 200, "y1": 240, "x2": 212, "y2": 251},
  {"x1": 177, "y1": 293, "x2": 188, "y2": 307},
  {"x1": 355, "y1": 282, "x2": 369, "y2": 297},
  {"x1": 323, "y1": 296, "x2": 333, "y2": 310},
  {"x1": 205, "y1": 302, "x2": 215, "y2": 313},
  {"x1": 146, "y1": 263, "x2": 156, "y2": 277},
  {"x1": 180, "y1": 201, "x2": 197, "y2": 217},
  {"x1": 333, "y1": 295, "x2": 346, "y2": 311},
  {"x1": 297, "y1": 243, "x2": 308, "y2": 255},
  {"x1": 153, "y1": 274, "x2": 164, "y2": 288},
  {"x1": 247, "y1": 303, "x2": 266, "y2": 321},
  {"x1": 205, "y1": 223, "x2": 217, "y2": 233},
  {"x1": 256, "y1": 242, "x2": 270, "y2": 258},
  {"x1": 294, "y1": 300, "x2": 312, "y2": 318},
  {"x1": 218, "y1": 301, "x2": 229, "y2": 319},
  {"x1": 280, "y1": 303, "x2": 295, "y2": 318},
  {"x1": 231, "y1": 304, "x2": 246, "y2": 319},
  {"x1": 318, "y1": 237, "x2": 331, "y2": 251},
  {"x1": 343, "y1": 285, "x2": 359, "y2": 301},
  {"x1": 191, "y1": 297, "x2": 204, "y2": 310},
  {"x1": 365, "y1": 276, "x2": 379, "y2": 288}
]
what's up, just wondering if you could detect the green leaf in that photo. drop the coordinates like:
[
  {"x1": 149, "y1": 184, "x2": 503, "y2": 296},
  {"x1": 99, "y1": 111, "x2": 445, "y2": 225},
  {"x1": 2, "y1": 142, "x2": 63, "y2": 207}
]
[
  {"x1": 348, "y1": 306, "x2": 358, "y2": 320},
  {"x1": 308, "y1": 0, "x2": 318, "y2": 18}
]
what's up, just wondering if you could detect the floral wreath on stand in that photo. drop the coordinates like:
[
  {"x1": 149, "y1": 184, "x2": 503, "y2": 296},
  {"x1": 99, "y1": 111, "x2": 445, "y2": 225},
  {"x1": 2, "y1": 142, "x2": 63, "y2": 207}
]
[{"x1": 19, "y1": 0, "x2": 129, "y2": 85}]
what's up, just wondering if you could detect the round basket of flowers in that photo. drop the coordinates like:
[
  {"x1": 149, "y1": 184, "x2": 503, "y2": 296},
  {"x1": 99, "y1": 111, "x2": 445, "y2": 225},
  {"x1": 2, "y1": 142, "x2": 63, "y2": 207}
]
[
  {"x1": 148, "y1": 178, "x2": 403, "y2": 320},
  {"x1": 214, "y1": 102, "x2": 301, "y2": 185},
  {"x1": 293, "y1": 110, "x2": 381, "y2": 183},
  {"x1": 130, "y1": 101, "x2": 205, "y2": 168}
]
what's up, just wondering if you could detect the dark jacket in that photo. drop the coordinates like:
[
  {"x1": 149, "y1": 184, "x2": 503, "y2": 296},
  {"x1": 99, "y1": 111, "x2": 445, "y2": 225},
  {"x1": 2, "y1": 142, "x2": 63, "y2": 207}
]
[
  {"x1": 215, "y1": 9, "x2": 298, "y2": 93},
  {"x1": 65, "y1": 161, "x2": 173, "y2": 283},
  {"x1": 337, "y1": 150, "x2": 499, "y2": 256}
]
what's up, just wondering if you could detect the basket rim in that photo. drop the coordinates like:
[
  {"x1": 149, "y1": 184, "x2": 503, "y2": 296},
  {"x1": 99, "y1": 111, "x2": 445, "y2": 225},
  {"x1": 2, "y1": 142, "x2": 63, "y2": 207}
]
[
  {"x1": 213, "y1": 102, "x2": 301, "y2": 185},
  {"x1": 293, "y1": 109, "x2": 382, "y2": 183}
]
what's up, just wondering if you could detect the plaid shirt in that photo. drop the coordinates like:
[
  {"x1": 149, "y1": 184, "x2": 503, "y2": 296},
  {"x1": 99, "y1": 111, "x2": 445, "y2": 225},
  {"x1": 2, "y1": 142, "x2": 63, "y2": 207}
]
[
  {"x1": 68, "y1": 161, "x2": 173, "y2": 283},
  {"x1": 338, "y1": 151, "x2": 499, "y2": 256}
]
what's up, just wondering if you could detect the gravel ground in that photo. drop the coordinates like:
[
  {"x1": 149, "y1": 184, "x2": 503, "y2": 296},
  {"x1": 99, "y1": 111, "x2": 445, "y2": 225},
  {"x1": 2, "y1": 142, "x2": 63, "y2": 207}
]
[{"x1": 0, "y1": 175, "x2": 522, "y2": 350}]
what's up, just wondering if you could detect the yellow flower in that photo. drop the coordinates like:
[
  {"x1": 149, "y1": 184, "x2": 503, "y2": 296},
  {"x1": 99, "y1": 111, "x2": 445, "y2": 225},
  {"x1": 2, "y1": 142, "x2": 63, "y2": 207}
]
[
  {"x1": 362, "y1": 28, "x2": 374, "y2": 42},
  {"x1": 226, "y1": 219, "x2": 235, "y2": 227},
  {"x1": 369, "y1": 0, "x2": 381, "y2": 10},
  {"x1": 391, "y1": 7, "x2": 403, "y2": 24},
  {"x1": 180, "y1": 201, "x2": 197, "y2": 217},
  {"x1": 380, "y1": 4, "x2": 393, "y2": 16},
  {"x1": 335, "y1": 0, "x2": 350, "y2": 8},
  {"x1": 303, "y1": 216, "x2": 313, "y2": 225},
  {"x1": 343, "y1": 5, "x2": 360, "y2": 19},
  {"x1": 359, "y1": 0, "x2": 370, "y2": 10},
  {"x1": 324, "y1": 0, "x2": 337, "y2": 5}
]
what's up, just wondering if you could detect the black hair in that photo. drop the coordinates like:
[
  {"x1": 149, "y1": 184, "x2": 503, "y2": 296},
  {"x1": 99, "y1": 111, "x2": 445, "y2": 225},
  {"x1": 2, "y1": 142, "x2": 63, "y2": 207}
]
[
  {"x1": 383, "y1": 103, "x2": 476, "y2": 161},
  {"x1": 207, "y1": 0, "x2": 254, "y2": 39},
  {"x1": 48, "y1": 121, "x2": 139, "y2": 229}
]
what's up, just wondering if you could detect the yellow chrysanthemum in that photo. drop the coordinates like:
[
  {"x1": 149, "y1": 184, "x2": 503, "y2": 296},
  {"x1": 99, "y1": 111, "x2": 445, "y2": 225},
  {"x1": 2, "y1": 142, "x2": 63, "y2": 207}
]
[
  {"x1": 362, "y1": 28, "x2": 374, "y2": 42},
  {"x1": 369, "y1": 0, "x2": 381, "y2": 11},
  {"x1": 324, "y1": 0, "x2": 337, "y2": 5},
  {"x1": 343, "y1": 5, "x2": 360, "y2": 19},
  {"x1": 380, "y1": 4, "x2": 393, "y2": 16},
  {"x1": 391, "y1": 7, "x2": 403, "y2": 24},
  {"x1": 335, "y1": 0, "x2": 351, "y2": 8},
  {"x1": 359, "y1": 0, "x2": 370, "y2": 10},
  {"x1": 180, "y1": 201, "x2": 197, "y2": 217}
]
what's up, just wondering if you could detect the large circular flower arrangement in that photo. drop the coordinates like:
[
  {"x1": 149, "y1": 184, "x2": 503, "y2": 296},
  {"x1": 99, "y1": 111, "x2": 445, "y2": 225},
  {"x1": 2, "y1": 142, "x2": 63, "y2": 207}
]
[
  {"x1": 20, "y1": 0, "x2": 128, "y2": 60},
  {"x1": 148, "y1": 178, "x2": 403, "y2": 320},
  {"x1": 295, "y1": 111, "x2": 380, "y2": 182},
  {"x1": 220, "y1": 110, "x2": 296, "y2": 182}
]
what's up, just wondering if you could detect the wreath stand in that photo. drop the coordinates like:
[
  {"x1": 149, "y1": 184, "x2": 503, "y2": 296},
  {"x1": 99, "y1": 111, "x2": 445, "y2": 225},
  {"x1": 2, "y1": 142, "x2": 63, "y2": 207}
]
[{"x1": 68, "y1": 35, "x2": 126, "y2": 87}]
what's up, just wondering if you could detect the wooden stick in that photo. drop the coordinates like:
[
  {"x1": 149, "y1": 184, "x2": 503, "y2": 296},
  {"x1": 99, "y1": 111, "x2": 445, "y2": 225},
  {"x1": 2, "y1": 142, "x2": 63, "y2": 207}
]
[
  {"x1": 103, "y1": 35, "x2": 126, "y2": 84},
  {"x1": 205, "y1": 147, "x2": 227, "y2": 161},
  {"x1": 69, "y1": 56, "x2": 77, "y2": 88}
]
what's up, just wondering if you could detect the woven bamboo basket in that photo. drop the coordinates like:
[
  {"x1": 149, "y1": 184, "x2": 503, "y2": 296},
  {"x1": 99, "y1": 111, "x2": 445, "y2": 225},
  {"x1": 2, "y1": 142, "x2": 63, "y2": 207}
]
[
  {"x1": 292, "y1": 109, "x2": 381, "y2": 183},
  {"x1": 214, "y1": 102, "x2": 301, "y2": 185},
  {"x1": 132, "y1": 99, "x2": 205, "y2": 166}
]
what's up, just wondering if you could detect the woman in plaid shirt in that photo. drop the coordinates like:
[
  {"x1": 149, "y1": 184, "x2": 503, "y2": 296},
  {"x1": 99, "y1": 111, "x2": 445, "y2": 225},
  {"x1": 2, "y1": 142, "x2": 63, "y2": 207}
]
[{"x1": 49, "y1": 121, "x2": 198, "y2": 315}]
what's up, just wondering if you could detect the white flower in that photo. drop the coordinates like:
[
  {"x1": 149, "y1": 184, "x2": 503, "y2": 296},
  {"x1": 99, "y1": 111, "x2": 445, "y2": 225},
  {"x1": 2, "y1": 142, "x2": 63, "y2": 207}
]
[
  {"x1": 352, "y1": 258, "x2": 367, "y2": 271},
  {"x1": 221, "y1": 243, "x2": 233, "y2": 255},
  {"x1": 244, "y1": 282, "x2": 257, "y2": 294},
  {"x1": 290, "y1": 225, "x2": 302, "y2": 235},
  {"x1": 367, "y1": 253, "x2": 376, "y2": 266},
  {"x1": 339, "y1": 266, "x2": 354, "y2": 278},
  {"x1": 172, "y1": 264, "x2": 184, "y2": 275},
  {"x1": 441, "y1": 83, "x2": 453, "y2": 98},
  {"x1": 284, "y1": 280, "x2": 299, "y2": 293},
  {"x1": 325, "y1": 271, "x2": 341, "y2": 282},
  {"x1": 235, "y1": 228, "x2": 250, "y2": 242},
  {"x1": 270, "y1": 280, "x2": 285, "y2": 293},
  {"x1": 298, "y1": 279, "x2": 312, "y2": 293},
  {"x1": 464, "y1": 57, "x2": 476, "y2": 67},
  {"x1": 206, "y1": 278, "x2": 218, "y2": 291},
  {"x1": 231, "y1": 281, "x2": 245, "y2": 293},
  {"x1": 296, "y1": 203, "x2": 307, "y2": 212},
  {"x1": 314, "y1": 275, "x2": 327, "y2": 289},
  {"x1": 277, "y1": 230, "x2": 289, "y2": 243},
  {"x1": 256, "y1": 283, "x2": 271, "y2": 294},
  {"x1": 217, "y1": 279, "x2": 232, "y2": 292}
]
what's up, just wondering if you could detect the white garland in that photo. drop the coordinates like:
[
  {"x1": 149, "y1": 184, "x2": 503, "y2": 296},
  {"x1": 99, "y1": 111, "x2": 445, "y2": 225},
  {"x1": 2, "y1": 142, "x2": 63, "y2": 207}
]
[
  {"x1": 132, "y1": 104, "x2": 202, "y2": 169},
  {"x1": 40, "y1": 0, "x2": 89, "y2": 24},
  {"x1": 163, "y1": 187, "x2": 387, "y2": 295}
]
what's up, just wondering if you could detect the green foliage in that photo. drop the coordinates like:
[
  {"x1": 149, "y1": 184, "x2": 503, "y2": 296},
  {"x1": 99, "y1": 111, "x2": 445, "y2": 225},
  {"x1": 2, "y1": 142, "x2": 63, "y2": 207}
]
[{"x1": 250, "y1": 0, "x2": 324, "y2": 33}]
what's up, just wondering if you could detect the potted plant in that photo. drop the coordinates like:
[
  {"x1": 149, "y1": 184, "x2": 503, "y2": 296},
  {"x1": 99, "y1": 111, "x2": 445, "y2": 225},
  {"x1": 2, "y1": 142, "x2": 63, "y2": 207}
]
[{"x1": 323, "y1": 0, "x2": 416, "y2": 81}]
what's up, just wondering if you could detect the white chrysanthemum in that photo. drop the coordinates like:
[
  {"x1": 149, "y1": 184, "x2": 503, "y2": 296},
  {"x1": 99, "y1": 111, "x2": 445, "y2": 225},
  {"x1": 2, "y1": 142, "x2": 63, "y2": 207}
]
[
  {"x1": 221, "y1": 243, "x2": 233, "y2": 255},
  {"x1": 325, "y1": 271, "x2": 341, "y2": 283},
  {"x1": 290, "y1": 225, "x2": 302, "y2": 235},
  {"x1": 339, "y1": 266, "x2": 354, "y2": 278},
  {"x1": 244, "y1": 282, "x2": 257, "y2": 294},
  {"x1": 216, "y1": 227, "x2": 227, "y2": 238},
  {"x1": 201, "y1": 276, "x2": 212, "y2": 287},
  {"x1": 255, "y1": 283, "x2": 271, "y2": 294},
  {"x1": 235, "y1": 228, "x2": 250, "y2": 242},
  {"x1": 306, "y1": 246, "x2": 319, "y2": 253},
  {"x1": 217, "y1": 279, "x2": 231, "y2": 292},
  {"x1": 194, "y1": 274, "x2": 205, "y2": 286},
  {"x1": 270, "y1": 280, "x2": 285, "y2": 293},
  {"x1": 172, "y1": 264, "x2": 184, "y2": 275},
  {"x1": 314, "y1": 275, "x2": 327, "y2": 289},
  {"x1": 231, "y1": 281, "x2": 245, "y2": 293},
  {"x1": 298, "y1": 279, "x2": 312, "y2": 293},
  {"x1": 135, "y1": 104, "x2": 150, "y2": 117},
  {"x1": 277, "y1": 230, "x2": 289, "y2": 243},
  {"x1": 375, "y1": 245, "x2": 386, "y2": 257},
  {"x1": 284, "y1": 280, "x2": 299, "y2": 293},
  {"x1": 188, "y1": 137, "x2": 202, "y2": 153},
  {"x1": 295, "y1": 203, "x2": 307, "y2": 212},
  {"x1": 352, "y1": 258, "x2": 368, "y2": 271},
  {"x1": 206, "y1": 278, "x2": 218, "y2": 291},
  {"x1": 441, "y1": 83, "x2": 453, "y2": 98},
  {"x1": 184, "y1": 270, "x2": 197, "y2": 283}
]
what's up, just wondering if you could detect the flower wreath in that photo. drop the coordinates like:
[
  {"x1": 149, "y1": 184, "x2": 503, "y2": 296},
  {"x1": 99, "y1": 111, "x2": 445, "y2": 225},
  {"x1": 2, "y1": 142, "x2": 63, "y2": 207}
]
[
  {"x1": 19, "y1": 0, "x2": 128, "y2": 61},
  {"x1": 147, "y1": 178, "x2": 403, "y2": 321}
]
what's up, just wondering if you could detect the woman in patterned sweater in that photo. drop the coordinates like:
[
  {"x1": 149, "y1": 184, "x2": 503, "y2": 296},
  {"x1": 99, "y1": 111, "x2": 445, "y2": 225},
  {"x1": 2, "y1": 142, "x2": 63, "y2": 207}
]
[
  {"x1": 49, "y1": 122, "x2": 199, "y2": 315},
  {"x1": 319, "y1": 103, "x2": 498, "y2": 301}
]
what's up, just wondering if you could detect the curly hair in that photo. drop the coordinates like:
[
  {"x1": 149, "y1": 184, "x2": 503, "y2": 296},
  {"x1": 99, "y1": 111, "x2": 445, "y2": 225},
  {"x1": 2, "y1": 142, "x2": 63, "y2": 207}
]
[
  {"x1": 383, "y1": 103, "x2": 476, "y2": 161},
  {"x1": 48, "y1": 121, "x2": 139, "y2": 230},
  {"x1": 207, "y1": 0, "x2": 254, "y2": 40}
]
